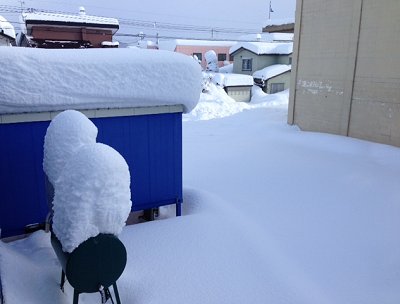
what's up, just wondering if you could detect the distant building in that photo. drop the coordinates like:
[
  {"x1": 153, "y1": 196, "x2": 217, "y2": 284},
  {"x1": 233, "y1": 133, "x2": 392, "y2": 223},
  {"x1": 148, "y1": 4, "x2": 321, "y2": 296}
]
[
  {"x1": 158, "y1": 39, "x2": 236, "y2": 69},
  {"x1": 288, "y1": 0, "x2": 400, "y2": 147},
  {"x1": 253, "y1": 64, "x2": 291, "y2": 94},
  {"x1": 213, "y1": 73, "x2": 254, "y2": 102},
  {"x1": 0, "y1": 16, "x2": 16, "y2": 46},
  {"x1": 18, "y1": 8, "x2": 119, "y2": 48},
  {"x1": 262, "y1": 18, "x2": 295, "y2": 33},
  {"x1": 229, "y1": 41, "x2": 293, "y2": 75}
]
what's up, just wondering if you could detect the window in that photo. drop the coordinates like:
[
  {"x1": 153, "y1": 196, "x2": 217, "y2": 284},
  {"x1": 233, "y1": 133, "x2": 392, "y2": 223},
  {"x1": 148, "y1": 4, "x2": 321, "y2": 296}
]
[
  {"x1": 270, "y1": 83, "x2": 285, "y2": 94},
  {"x1": 242, "y1": 58, "x2": 252, "y2": 71},
  {"x1": 289, "y1": 57, "x2": 292, "y2": 64},
  {"x1": 229, "y1": 54, "x2": 234, "y2": 62},
  {"x1": 193, "y1": 52, "x2": 202, "y2": 61},
  {"x1": 218, "y1": 53, "x2": 227, "y2": 61}
]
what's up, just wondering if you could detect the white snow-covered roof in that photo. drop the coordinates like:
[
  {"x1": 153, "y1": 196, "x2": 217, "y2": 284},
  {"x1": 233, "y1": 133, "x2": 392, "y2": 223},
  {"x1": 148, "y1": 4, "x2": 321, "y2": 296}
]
[
  {"x1": 0, "y1": 47, "x2": 202, "y2": 114},
  {"x1": 0, "y1": 15, "x2": 16, "y2": 40},
  {"x1": 263, "y1": 18, "x2": 295, "y2": 27},
  {"x1": 238, "y1": 33, "x2": 293, "y2": 42},
  {"x1": 230, "y1": 42, "x2": 293, "y2": 55},
  {"x1": 21, "y1": 11, "x2": 119, "y2": 34},
  {"x1": 158, "y1": 39, "x2": 237, "y2": 52},
  {"x1": 213, "y1": 73, "x2": 254, "y2": 87},
  {"x1": 253, "y1": 64, "x2": 291, "y2": 81}
]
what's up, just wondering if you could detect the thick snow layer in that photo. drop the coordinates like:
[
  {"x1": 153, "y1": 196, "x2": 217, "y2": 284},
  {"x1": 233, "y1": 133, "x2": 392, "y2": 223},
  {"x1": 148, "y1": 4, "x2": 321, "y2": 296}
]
[
  {"x1": 0, "y1": 15, "x2": 16, "y2": 39},
  {"x1": 212, "y1": 73, "x2": 254, "y2": 87},
  {"x1": 253, "y1": 64, "x2": 291, "y2": 81},
  {"x1": 43, "y1": 110, "x2": 98, "y2": 185},
  {"x1": 1, "y1": 88, "x2": 400, "y2": 303},
  {"x1": 0, "y1": 48, "x2": 202, "y2": 114},
  {"x1": 239, "y1": 32, "x2": 294, "y2": 42},
  {"x1": 230, "y1": 41, "x2": 293, "y2": 55},
  {"x1": 22, "y1": 11, "x2": 119, "y2": 26},
  {"x1": 158, "y1": 39, "x2": 237, "y2": 51},
  {"x1": 52, "y1": 143, "x2": 132, "y2": 253},
  {"x1": 218, "y1": 63, "x2": 233, "y2": 73}
]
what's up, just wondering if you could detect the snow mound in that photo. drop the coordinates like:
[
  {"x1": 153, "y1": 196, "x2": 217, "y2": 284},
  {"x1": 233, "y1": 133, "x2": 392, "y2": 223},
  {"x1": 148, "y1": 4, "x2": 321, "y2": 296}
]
[
  {"x1": 43, "y1": 110, "x2": 98, "y2": 185},
  {"x1": 253, "y1": 64, "x2": 291, "y2": 81},
  {"x1": 52, "y1": 143, "x2": 132, "y2": 253},
  {"x1": 0, "y1": 48, "x2": 202, "y2": 114},
  {"x1": 0, "y1": 15, "x2": 16, "y2": 39}
]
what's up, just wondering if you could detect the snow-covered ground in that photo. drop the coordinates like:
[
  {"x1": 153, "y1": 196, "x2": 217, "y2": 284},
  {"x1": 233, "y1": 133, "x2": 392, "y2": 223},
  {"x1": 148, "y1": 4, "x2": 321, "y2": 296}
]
[{"x1": 1, "y1": 87, "x2": 400, "y2": 304}]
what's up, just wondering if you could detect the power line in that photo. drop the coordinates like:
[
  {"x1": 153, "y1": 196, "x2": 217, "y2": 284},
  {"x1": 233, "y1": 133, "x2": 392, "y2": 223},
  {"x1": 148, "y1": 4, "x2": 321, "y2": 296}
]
[{"x1": 0, "y1": 5, "x2": 261, "y2": 38}]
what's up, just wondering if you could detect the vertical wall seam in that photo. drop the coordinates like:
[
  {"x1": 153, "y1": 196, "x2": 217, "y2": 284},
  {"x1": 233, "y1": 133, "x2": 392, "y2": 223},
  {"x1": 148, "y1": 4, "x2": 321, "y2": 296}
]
[
  {"x1": 288, "y1": 0, "x2": 304, "y2": 124},
  {"x1": 347, "y1": 0, "x2": 364, "y2": 136}
]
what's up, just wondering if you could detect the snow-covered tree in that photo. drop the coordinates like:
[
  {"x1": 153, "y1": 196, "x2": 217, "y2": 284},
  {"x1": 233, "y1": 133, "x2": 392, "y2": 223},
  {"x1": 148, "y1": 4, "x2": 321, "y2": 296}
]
[{"x1": 205, "y1": 50, "x2": 219, "y2": 72}]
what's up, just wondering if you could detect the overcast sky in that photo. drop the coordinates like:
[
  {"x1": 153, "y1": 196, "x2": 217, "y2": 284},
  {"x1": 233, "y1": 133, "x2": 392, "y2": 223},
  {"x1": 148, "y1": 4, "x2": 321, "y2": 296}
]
[{"x1": 1, "y1": 0, "x2": 296, "y2": 42}]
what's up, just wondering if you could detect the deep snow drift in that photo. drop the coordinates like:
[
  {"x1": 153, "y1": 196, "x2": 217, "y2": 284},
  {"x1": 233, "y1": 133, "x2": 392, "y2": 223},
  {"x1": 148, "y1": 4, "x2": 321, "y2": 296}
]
[{"x1": 1, "y1": 88, "x2": 399, "y2": 304}]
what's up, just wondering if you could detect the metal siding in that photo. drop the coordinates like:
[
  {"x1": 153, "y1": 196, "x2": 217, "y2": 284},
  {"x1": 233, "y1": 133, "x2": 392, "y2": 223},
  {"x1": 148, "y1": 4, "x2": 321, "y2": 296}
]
[
  {"x1": 0, "y1": 112, "x2": 182, "y2": 238},
  {"x1": 0, "y1": 121, "x2": 49, "y2": 237}
]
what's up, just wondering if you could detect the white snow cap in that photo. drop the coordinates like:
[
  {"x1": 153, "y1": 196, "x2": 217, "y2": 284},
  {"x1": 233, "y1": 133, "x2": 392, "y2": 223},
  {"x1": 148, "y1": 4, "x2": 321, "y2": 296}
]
[
  {"x1": 0, "y1": 47, "x2": 202, "y2": 114},
  {"x1": 52, "y1": 143, "x2": 132, "y2": 253},
  {"x1": 253, "y1": 64, "x2": 291, "y2": 81},
  {"x1": 43, "y1": 110, "x2": 98, "y2": 185},
  {"x1": 230, "y1": 42, "x2": 292, "y2": 55},
  {"x1": 213, "y1": 73, "x2": 254, "y2": 87},
  {"x1": 0, "y1": 15, "x2": 16, "y2": 40}
]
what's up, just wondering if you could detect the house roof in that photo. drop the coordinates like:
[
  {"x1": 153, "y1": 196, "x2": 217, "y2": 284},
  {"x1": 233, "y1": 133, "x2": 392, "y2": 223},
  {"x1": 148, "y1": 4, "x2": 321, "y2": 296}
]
[
  {"x1": 0, "y1": 15, "x2": 16, "y2": 40},
  {"x1": 253, "y1": 64, "x2": 291, "y2": 81},
  {"x1": 21, "y1": 11, "x2": 119, "y2": 34},
  {"x1": 263, "y1": 18, "x2": 295, "y2": 27},
  {"x1": 158, "y1": 39, "x2": 237, "y2": 52},
  {"x1": 230, "y1": 42, "x2": 293, "y2": 56}
]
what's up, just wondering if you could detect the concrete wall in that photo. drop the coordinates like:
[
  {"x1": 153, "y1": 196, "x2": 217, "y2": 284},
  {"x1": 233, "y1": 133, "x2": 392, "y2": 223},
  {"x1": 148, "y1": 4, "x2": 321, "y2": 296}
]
[
  {"x1": 265, "y1": 71, "x2": 291, "y2": 94},
  {"x1": 232, "y1": 49, "x2": 290, "y2": 75},
  {"x1": 289, "y1": 0, "x2": 400, "y2": 147}
]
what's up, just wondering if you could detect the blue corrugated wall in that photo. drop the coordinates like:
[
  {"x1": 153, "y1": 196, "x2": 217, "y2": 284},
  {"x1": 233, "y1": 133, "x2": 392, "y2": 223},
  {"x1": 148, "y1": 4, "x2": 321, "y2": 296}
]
[{"x1": 0, "y1": 112, "x2": 182, "y2": 238}]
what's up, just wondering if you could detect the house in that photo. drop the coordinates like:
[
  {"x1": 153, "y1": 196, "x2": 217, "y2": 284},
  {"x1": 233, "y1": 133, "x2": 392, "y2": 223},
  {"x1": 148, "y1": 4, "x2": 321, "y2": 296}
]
[
  {"x1": 18, "y1": 7, "x2": 119, "y2": 48},
  {"x1": 253, "y1": 64, "x2": 291, "y2": 94},
  {"x1": 262, "y1": 18, "x2": 295, "y2": 33},
  {"x1": 288, "y1": 0, "x2": 400, "y2": 147},
  {"x1": 213, "y1": 73, "x2": 254, "y2": 102},
  {"x1": 230, "y1": 41, "x2": 293, "y2": 75},
  {"x1": 0, "y1": 16, "x2": 16, "y2": 46},
  {"x1": 158, "y1": 39, "x2": 236, "y2": 69}
]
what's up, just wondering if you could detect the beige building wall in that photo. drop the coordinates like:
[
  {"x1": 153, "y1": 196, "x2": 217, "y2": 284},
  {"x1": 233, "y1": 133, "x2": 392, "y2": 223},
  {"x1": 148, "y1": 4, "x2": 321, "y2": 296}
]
[{"x1": 288, "y1": 0, "x2": 400, "y2": 147}]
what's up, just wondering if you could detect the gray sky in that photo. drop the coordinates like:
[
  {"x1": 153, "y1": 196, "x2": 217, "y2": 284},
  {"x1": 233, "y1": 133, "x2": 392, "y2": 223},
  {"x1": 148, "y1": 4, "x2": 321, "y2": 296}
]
[{"x1": 1, "y1": 0, "x2": 296, "y2": 41}]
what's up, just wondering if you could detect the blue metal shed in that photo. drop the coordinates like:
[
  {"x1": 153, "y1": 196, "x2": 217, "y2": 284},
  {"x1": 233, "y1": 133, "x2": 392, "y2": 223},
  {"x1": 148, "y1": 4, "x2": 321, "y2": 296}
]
[{"x1": 0, "y1": 106, "x2": 183, "y2": 238}]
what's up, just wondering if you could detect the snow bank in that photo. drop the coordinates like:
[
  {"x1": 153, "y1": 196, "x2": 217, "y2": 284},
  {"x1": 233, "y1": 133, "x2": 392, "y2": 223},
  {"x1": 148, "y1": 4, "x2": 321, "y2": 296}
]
[
  {"x1": 219, "y1": 63, "x2": 233, "y2": 73},
  {"x1": 253, "y1": 64, "x2": 291, "y2": 81},
  {"x1": 230, "y1": 42, "x2": 292, "y2": 55},
  {"x1": 0, "y1": 15, "x2": 16, "y2": 39},
  {"x1": 0, "y1": 47, "x2": 202, "y2": 114},
  {"x1": 43, "y1": 110, "x2": 98, "y2": 185},
  {"x1": 52, "y1": 143, "x2": 132, "y2": 253}
]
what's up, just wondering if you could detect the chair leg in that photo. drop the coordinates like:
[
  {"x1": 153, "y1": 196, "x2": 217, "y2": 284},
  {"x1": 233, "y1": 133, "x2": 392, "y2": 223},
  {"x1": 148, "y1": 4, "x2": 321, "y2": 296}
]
[
  {"x1": 73, "y1": 290, "x2": 79, "y2": 304},
  {"x1": 113, "y1": 283, "x2": 121, "y2": 304}
]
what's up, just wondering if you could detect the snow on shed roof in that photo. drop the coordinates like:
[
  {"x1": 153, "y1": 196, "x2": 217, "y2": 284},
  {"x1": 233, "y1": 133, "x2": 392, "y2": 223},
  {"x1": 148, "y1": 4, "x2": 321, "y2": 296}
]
[
  {"x1": 213, "y1": 73, "x2": 254, "y2": 87},
  {"x1": 22, "y1": 11, "x2": 119, "y2": 28},
  {"x1": 253, "y1": 64, "x2": 291, "y2": 81},
  {"x1": 230, "y1": 42, "x2": 293, "y2": 55},
  {"x1": 238, "y1": 32, "x2": 293, "y2": 42},
  {"x1": 158, "y1": 39, "x2": 237, "y2": 52},
  {"x1": 0, "y1": 48, "x2": 202, "y2": 114},
  {"x1": 0, "y1": 15, "x2": 16, "y2": 40}
]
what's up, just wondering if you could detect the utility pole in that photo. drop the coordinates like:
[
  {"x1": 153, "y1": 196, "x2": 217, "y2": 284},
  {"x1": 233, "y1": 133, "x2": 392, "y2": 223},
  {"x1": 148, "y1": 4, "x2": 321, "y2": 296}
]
[{"x1": 268, "y1": 1, "x2": 274, "y2": 20}]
